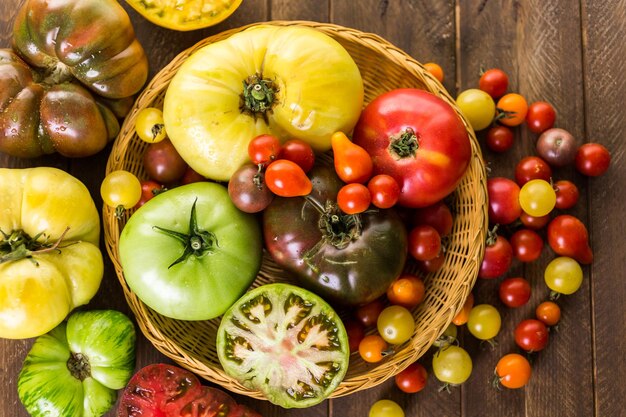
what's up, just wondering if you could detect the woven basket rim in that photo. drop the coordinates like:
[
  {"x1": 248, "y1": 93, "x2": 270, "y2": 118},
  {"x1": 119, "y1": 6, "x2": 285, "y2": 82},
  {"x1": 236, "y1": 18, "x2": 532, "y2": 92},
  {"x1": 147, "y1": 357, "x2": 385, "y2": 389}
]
[{"x1": 104, "y1": 20, "x2": 488, "y2": 402}]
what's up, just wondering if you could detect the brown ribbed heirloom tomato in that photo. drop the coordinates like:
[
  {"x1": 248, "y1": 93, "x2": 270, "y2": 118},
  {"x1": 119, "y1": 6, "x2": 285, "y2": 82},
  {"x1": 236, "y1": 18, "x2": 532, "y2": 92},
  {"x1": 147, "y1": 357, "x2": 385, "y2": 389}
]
[
  {"x1": 0, "y1": 0, "x2": 148, "y2": 158},
  {"x1": 262, "y1": 162, "x2": 407, "y2": 307}
]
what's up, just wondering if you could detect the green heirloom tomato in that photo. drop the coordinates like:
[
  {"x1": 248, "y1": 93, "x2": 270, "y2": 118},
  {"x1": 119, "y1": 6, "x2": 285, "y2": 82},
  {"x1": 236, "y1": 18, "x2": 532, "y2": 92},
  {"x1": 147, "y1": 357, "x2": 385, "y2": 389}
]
[
  {"x1": 217, "y1": 283, "x2": 350, "y2": 409},
  {"x1": 119, "y1": 182, "x2": 262, "y2": 320},
  {"x1": 18, "y1": 310, "x2": 136, "y2": 417}
]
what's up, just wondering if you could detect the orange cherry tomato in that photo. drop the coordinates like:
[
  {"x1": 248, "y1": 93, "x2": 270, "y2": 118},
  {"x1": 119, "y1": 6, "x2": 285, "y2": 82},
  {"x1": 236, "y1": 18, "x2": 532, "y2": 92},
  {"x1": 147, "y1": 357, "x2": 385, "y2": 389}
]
[
  {"x1": 497, "y1": 93, "x2": 528, "y2": 127},
  {"x1": 387, "y1": 274, "x2": 426, "y2": 310},
  {"x1": 264, "y1": 159, "x2": 312, "y2": 197},
  {"x1": 535, "y1": 301, "x2": 561, "y2": 326},
  {"x1": 424, "y1": 62, "x2": 444, "y2": 82},
  {"x1": 331, "y1": 131, "x2": 373, "y2": 183},
  {"x1": 358, "y1": 334, "x2": 389, "y2": 363},
  {"x1": 495, "y1": 353, "x2": 532, "y2": 389},
  {"x1": 337, "y1": 183, "x2": 371, "y2": 214},
  {"x1": 452, "y1": 292, "x2": 474, "y2": 326}
]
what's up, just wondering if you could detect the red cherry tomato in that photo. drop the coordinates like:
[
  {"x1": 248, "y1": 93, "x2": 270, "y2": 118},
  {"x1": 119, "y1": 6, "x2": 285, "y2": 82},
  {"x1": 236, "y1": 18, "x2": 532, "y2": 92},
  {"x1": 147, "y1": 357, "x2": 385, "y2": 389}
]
[
  {"x1": 510, "y1": 229, "x2": 544, "y2": 262},
  {"x1": 248, "y1": 134, "x2": 281, "y2": 165},
  {"x1": 337, "y1": 183, "x2": 371, "y2": 214},
  {"x1": 515, "y1": 319, "x2": 549, "y2": 352},
  {"x1": 331, "y1": 131, "x2": 373, "y2": 184},
  {"x1": 367, "y1": 174, "x2": 401, "y2": 209},
  {"x1": 344, "y1": 318, "x2": 366, "y2": 353},
  {"x1": 519, "y1": 212, "x2": 551, "y2": 230},
  {"x1": 278, "y1": 139, "x2": 315, "y2": 173},
  {"x1": 485, "y1": 125, "x2": 514, "y2": 153},
  {"x1": 497, "y1": 93, "x2": 528, "y2": 127},
  {"x1": 408, "y1": 225, "x2": 442, "y2": 261},
  {"x1": 411, "y1": 201, "x2": 454, "y2": 237},
  {"x1": 547, "y1": 214, "x2": 593, "y2": 264},
  {"x1": 499, "y1": 277, "x2": 531, "y2": 308},
  {"x1": 479, "y1": 232, "x2": 513, "y2": 279},
  {"x1": 487, "y1": 177, "x2": 522, "y2": 225},
  {"x1": 526, "y1": 101, "x2": 556, "y2": 133},
  {"x1": 575, "y1": 143, "x2": 611, "y2": 176},
  {"x1": 514, "y1": 156, "x2": 553, "y2": 186},
  {"x1": 395, "y1": 362, "x2": 428, "y2": 393},
  {"x1": 554, "y1": 180, "x2": 580, "y2": 210},
  {"x1": 479, "y1": 68, "x2": 509, "y2": 99},
  {"x1": 135, "y1": 180, "x2": 165, "y2": 208},
  {"x1": 424, "y1": 62, "x2": 444, "y2": 83},
  {"x1": 416, "y1": 251, "x2": 445, "y2": 273},
  {"x1": 264, "y1": 159, "x2": 312, "y2": 197}
]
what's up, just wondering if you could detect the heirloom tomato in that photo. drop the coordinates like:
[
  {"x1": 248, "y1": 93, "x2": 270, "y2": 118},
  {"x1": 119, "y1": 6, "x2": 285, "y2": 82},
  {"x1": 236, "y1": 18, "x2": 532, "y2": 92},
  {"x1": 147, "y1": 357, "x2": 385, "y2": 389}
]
[
  {"x1": 0, "y1": 0, "x2": 148, "y2": 157},
  {"x1": 164, "y1": 25, "x2": 363, "y2": 181},
  {"x1": 352, "y1": 88, "x2": 471, "y2": 208},
  {"x1": 536, "y1": 128, "x2": 578, "y2": 168},
  {"x1": 119, "y1": 182, "x2": 262, "y2": 320},
  {"x1": 228, "y1": 163, "x2": 274, "y2": 213},
  {"x1": 0, "y1": 167, "x2": 102, "y2": 339},
  {"x1": 18, "y1": 310, "x2": 135, "y2": 417},
  {"x1": 217, "y1": 283, "x2": 350, "y2": 408},
  {"x1": 118, "y1": 363, "x2": 261, "y2": 417},
  {"x1": 263, "y1": 162, "x2": 407, "y2": 306}
]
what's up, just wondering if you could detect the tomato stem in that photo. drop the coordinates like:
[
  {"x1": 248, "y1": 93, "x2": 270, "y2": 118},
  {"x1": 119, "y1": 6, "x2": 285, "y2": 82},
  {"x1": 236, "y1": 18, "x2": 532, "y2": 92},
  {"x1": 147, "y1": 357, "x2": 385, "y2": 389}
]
[
  {"x1": 241, "y1": 73, "x2": 278, "y2": 121},
  {"x1": 67, "y1": 352, "x2": 91, "y2": 381},
  {"x1": 0, "y1": 227, "x2": 71, "y2": 265},
  {"x1": 389, "y1": 128, "x2": 419, "y2": 158}
]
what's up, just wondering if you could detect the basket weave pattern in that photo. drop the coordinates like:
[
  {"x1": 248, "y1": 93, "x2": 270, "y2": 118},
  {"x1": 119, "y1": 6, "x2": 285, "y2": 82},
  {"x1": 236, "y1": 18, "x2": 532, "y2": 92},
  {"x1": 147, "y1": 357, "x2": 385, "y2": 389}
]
[{"x1": 104, "y1": 21, "x2": 488, "y2": 399}]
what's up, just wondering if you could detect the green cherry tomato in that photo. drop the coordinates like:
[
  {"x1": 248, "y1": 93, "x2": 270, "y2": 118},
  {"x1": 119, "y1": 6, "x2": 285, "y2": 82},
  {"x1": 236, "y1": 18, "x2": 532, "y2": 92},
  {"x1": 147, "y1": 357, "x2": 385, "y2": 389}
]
[
  {"x1": 467, "y1": 304, "x2": 501, "y2": 341},
  {"x1": 135, "y1": 107, "x2": 167, "y2": 143},
  {"x1": 377, "y1": 305, "x2": 415, "y2": 344},
  {"x1": 544, "y1": 256, "x2": 583, "y2": 295},
  {"x1": 369, "y1": 399, "x2": 405, "y2": 417},
  {"x1": 519, "y1": 179, "x2": 556, "y2": 217},
  {"x1": 432, "y1": 345, "x2": 473, "y2": 386},
  {"x1": 456, "y1": 88, "x2": 496, "y2": 131},
  {"x1": 101, "y1": 170, "x2": 142, "y2": 211}
]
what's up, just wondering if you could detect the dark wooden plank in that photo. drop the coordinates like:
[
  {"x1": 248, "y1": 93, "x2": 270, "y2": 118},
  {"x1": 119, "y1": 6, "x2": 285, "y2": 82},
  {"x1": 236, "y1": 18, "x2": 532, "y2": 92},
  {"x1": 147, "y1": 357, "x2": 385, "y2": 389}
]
[{"x1": 581, "y1": 1, "x2": 626, "y2": 417}]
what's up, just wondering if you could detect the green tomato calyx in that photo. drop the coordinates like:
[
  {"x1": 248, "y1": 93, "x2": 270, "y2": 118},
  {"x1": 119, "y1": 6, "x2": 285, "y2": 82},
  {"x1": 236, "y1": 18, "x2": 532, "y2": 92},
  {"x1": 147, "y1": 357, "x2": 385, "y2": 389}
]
[
  {"x1": 67, "y1": 352, "x2": 91, "y2": 381},
  {"x1": 389, "y1": 128, "x2": 419, "y2": 158},
  {"x1": 0, "y1": 227, "x2": 70, "y2": 265},
  {"x1": 241, "y1": 73, "x2": 278, "y2": 120},
  {"x1": 153, "y1": 199, "x2": 218, "y2": 268}
]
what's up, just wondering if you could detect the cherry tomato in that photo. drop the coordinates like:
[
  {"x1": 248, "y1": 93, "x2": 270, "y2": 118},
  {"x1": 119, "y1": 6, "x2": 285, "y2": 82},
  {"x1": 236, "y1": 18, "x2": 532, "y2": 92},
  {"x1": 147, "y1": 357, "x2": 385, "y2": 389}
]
[
  {"x1": 408, "y1": 225, "x2": 442, "y2": 261},
  {"x1": 479, "y1": 68, "x2": 509, "y2": 99},
  {"x1": 514, "y1": 319, "x2": 549, "y2": 352},
  {"x1": 498, "y1": 277, "x2": 531, "y2": 308},
  {"x1": 356, "y1": 298, "x2": 385, "y2": 327},
  {"x1": 416, "y1": 251, "x2": 446, "y2": 273},
  {"x1": 367, "y1": 174, "x2": 401, "y2": 208},
  {"x1": 424, "y1": 62, "x2": 444, "y2": 82},
  {"x1": 369, "y1": 400, "x2": 405, "y2": 417},
  {"x1": 510, "y1": 229, "x2": 544, "y2": 262},
  {"x1": 377, "y1": 305, "x2": 415, "y2": 344},
  {"x1": 278, "y1": 138, "x2": 315, "y2": 173},
  {"x1": 180, "y1": 166, "x2": 206, "y2": 184},
  {"x1": 485, "y1": 125, "x2": 514, "y2": 153},
  {"x1": 359, "y1": 334, "x2": 389, "y2": 363},
  {"x1": 456, "y1": 88, "x2": 496, "y2": 131},
  {"x1": 395, "y1": 362, "x2": 428, "y2": 394},
  {"x1": 331, "y1": 131, "x2": 373, "y2": 183},
  {"x1": 467, "y1": 304, "x2": 501, "y2": 341},
  {"x1": 526, "y1": 101, "x2": 556, "y2": 133},
  {"x1": 337, "y1": 183, "x2": 371, "y2": 214},
  {"x1": 344, "y1": 318, "x2": 366, "y2": 353},
  {"x1": 248, "y1": 134, "x2": 281, "y2": 166},
  {"x1": 575, "y1": 143, "x2": 611, "y2": 176},
  {"x1": 387, "y1": 274, "x2": 426, "y2": 310},
  {"x1": 452, "y1": 293, "x2": 474, "y2": 326},
  {"x1": 135, "y1": 180, "x2": 165, "y2": 209},
  {"x1": 519, "y1": 212, "x2": 551, "y2": 230},
  {"x1": 432, "y1": 345, "x2": 473, "y2": 386},
  {"x1": 479, "y1": 232, "x2": 513, "y2": 279},
  {"x1": 547, "y1": 214, "x2": 593, "y2": 264},
  {"x1": 135, "y1": 107, "x2": 167, "y2": 143},
  {"x1": 544, "y1": 256, "x2": 583, "y2": 295},
  {"x1": 143, "y1": 138, "x2": 188, "y2": 184},
  {"x1": 433, "y1": 323, "x2": 458, "y2": 348},
  {"x1": 495, "y1": 353, "x2": 532, "y2": 389},
  {"x1": 554, "y1": 180, "x2": 580, "y2": 210},
  {"x1": 514, "y1": 156, "x2": 553, "y2": 186},
  {"x1": 228, "y1": 163, "x2": 274, "y2": 213},
  {"x1": 487, "y1": 177, "x2": 521, "y2": 225},
  {"x1": 535, "y1": 301, "x2": 561, "y2": 326},
  {"x1": 519, "y1": 179, "x2": 556, "y2": 217},
  {"x1": 264, "y1": 159, "x2": 312, "y2": 197},
  {"x1": 101, "y1": 170, "x2": 142, "y2": 216},
  {"x1": 411, "y1": 201, "x2": 454, "y2": 237},
  {"x1": 497, "y1": 93, "x2": 528, "y2": 127}
]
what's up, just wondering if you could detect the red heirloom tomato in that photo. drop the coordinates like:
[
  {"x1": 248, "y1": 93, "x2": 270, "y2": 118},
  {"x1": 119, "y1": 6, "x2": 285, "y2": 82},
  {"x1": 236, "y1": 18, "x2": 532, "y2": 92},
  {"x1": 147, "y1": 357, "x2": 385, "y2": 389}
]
[
  {"x1": 547, "y1": 214, "x2": 593, "y2": 264},
  {"x1": 352, "y1": 89, "x2": 471, "y2": 208},
  {"x1": 575, "y1": 143, "x2": 611, "y2": 176},
  {"x1": 479, "y1": 232, "x2": 513, "y2": 279},
  {"x1": 487, "y1": 177, "x2": 522, "y2": 225}
]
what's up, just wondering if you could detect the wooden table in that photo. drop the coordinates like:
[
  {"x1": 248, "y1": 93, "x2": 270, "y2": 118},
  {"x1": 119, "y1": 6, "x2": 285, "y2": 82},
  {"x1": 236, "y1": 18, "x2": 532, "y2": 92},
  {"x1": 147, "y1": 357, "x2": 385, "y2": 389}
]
[{"x1": 1, "y1": 1, "x2": 624, "y2": 416}]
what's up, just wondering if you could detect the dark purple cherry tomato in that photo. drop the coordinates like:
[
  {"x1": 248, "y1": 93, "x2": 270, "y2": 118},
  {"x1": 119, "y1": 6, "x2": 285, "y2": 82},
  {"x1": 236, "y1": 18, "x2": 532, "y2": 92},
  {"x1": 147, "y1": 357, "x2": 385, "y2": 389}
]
[
  {"x1": 228, "y1": 163, "x2": 274, "y2": 213},
  {"x1": 143, "y1": 138, "x2": 188, "y2": 184}
]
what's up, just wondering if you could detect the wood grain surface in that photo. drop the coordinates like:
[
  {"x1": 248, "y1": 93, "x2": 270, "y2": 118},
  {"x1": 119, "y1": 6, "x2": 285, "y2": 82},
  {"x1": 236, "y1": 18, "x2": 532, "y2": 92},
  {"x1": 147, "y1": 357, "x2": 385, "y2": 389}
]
[{"x1": 1, "y1": 1, "x2": 625, "y2": 416}]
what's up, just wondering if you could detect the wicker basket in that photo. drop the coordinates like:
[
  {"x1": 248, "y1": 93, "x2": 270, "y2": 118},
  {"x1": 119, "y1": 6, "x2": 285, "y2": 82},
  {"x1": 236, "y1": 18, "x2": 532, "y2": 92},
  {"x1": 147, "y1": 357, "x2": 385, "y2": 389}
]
[{"x1": 104, "y1": 21, "x2": 488, "y2": 400}]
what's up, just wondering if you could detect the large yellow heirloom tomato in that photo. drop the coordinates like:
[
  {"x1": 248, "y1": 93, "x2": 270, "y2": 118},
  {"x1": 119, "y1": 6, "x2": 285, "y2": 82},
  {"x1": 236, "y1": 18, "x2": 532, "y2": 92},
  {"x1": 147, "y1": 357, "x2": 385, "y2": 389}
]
[
  {"x1": 163, "y1": 25, "x2": 364, "y2": 181},
  {"x1": 0, "y1": 167, "x2": 103, "y2": 339}
]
